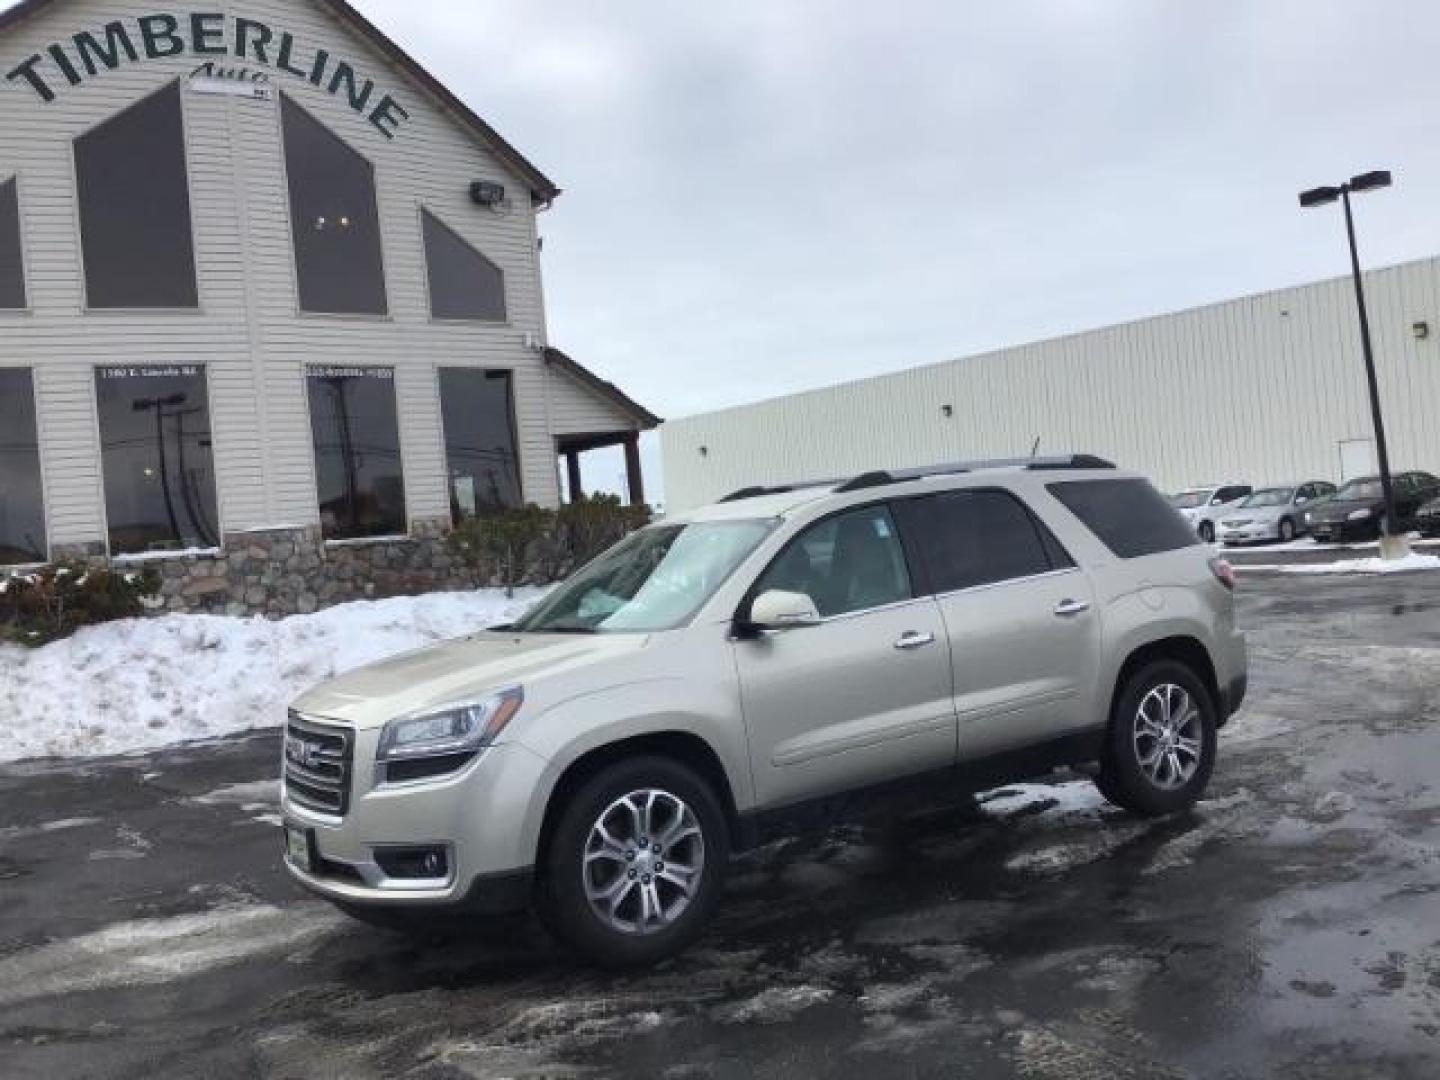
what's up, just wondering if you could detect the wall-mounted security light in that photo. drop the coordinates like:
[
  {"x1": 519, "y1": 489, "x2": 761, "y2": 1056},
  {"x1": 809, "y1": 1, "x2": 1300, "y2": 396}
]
[
  {"x1": 470, "y1": 181, "x2": 506, "y2": 207},
  {"x1": 699, "y1": 445, "x2": 709, "y2": 457},
  {"x1": 1413, "y1": 321, "x2": 1430, "y2": 340},
  {"x1": 941, "y1": 404, "x2": 954, "y2": 418}
]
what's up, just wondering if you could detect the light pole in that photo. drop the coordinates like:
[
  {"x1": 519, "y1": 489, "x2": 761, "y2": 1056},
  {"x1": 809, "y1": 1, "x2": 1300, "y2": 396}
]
[{"x1": 1298, "y1": 170, "x2": 1405, "y2": 557}]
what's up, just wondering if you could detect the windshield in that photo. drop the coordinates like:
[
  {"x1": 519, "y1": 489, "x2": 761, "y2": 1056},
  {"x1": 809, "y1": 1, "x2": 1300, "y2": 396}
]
[
  {"x1": 1241, "y1": 488, "x2": 1294, "y2": 508},
  {"x1": 512, "y1": 519, "x2": 777, "y2": 634},
  {"x1": 1336, "y1": 479, "x2": 1383, "y2": 501},
  {"x1": 1170, "y1": 490, "x2": 1213, "y2": 509}
]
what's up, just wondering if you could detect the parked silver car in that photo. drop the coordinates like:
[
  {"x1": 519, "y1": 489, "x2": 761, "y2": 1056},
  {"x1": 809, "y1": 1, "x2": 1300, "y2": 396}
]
[
  {"x1": 1171, "y1": 484, "x2": 1253, "y2": 543},
  {"x1": 1217, "y1": 481, "x2": 1337, "y2": 545}
]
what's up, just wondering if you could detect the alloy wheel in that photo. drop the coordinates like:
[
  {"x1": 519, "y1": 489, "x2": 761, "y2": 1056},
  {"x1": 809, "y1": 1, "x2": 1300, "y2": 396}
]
[
  {"x1": 582, "y1": 788, "x2": 705, "y2": 935},
  {"x1": 1133, "y1": 684, "x2": 1203, "y2": 790}
]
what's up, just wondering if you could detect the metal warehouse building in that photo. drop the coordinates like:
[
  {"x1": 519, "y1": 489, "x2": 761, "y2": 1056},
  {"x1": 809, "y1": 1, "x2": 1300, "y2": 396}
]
[
  {"x1": 0, "y1": 0, "x2": 657, "y2": 612},
  {"x1": 661, "y1": 256, "x2": 1440, "y2": 512}
]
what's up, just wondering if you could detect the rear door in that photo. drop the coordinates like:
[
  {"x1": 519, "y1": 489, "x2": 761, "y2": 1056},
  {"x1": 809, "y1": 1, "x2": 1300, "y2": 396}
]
[
  {"x1": 731, "y1": 503, "x2": 956, "y2": 810},
  {"x1": 894, "y1": 489, "x2": 1103, "y2": 762}
]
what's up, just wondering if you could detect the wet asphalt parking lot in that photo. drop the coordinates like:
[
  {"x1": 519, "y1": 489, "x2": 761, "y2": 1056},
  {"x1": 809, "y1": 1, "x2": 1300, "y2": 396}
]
[{"x1": 2, "y1": 572, "x2": 1439, "y2": 1079}]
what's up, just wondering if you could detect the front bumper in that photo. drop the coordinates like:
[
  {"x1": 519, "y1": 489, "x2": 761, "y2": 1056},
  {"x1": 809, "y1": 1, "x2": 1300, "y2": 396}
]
[
  {"x1": 1309, "y1": 519, "x2": 1377, "y2": 544},
  {"x1": 281, "y1": 734, "x2": 549, "y2": 911},
  {"x1": 1218, "y1": 523, "x2": 1277, "y2": 545}
]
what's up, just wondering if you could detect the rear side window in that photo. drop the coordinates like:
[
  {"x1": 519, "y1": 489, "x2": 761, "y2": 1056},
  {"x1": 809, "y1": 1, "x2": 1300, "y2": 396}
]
[
  {"x1": 1214, "y1": 485, "x2": 1251, "y2": 504},
  {"x1": 900, "y1": 489, "x2": 1073, "y2": 593},
  {"x1": 1048, "y1": 479, "x2": 1198, "y2": 559}
]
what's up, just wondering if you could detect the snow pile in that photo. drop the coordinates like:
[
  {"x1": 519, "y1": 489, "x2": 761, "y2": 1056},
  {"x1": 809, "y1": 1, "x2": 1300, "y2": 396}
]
[
  {"x1": 1280, "y1": 551, "x2": 1440, "y2": 575},
  {"x1": 0, "y1": 589, "x2": 544, "y2": 763}
]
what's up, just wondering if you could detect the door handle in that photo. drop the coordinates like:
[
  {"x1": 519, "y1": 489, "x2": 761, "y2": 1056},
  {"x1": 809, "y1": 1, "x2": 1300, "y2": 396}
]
[
  {"x1": 894, "y1": 631, "x2": 937, "y2": 650},
  {"x1": 1053, "y1": 599, "x2": 1090, "y2": 617}
]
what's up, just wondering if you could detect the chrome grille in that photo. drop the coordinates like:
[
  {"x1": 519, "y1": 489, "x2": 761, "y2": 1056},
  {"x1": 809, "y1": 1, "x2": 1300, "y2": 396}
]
[{"x1": 284, "y1": 712, "x2": 353, "y2": 817}]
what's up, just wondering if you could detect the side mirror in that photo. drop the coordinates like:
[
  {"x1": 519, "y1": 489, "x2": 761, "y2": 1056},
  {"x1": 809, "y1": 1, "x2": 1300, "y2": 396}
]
[
  {"x1": 1211, "y1": 497, "x2": 1224, "y2": 506},
  {"x1": 1295, "y1": 496, "x2": 1308, "y2": 506},
  {"x1": 749, "y1": 589, "x2": 822, "y2": 630}
]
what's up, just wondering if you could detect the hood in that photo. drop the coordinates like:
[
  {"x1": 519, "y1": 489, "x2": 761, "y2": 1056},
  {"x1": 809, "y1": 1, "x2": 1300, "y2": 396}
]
[{"x1": 290, "y1": 631, "x2": 648, "y2": 729}]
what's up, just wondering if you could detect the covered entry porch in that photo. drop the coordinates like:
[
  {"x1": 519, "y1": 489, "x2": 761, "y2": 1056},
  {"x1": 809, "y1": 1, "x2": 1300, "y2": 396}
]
[{"x1": 544, "y1": 348, "x2": 660, "y2": 507}]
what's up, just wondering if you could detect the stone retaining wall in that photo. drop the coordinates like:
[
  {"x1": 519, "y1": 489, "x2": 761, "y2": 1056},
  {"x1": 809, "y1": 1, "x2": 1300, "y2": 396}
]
[{"x1": 117, "y1": 519, "x2": 487, "y2": 617}]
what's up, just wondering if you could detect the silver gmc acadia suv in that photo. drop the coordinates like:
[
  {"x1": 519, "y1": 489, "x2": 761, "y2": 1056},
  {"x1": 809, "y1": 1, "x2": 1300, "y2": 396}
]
[{"x1": 282, "y1": 456, "x2": 1247, "y2": 967}]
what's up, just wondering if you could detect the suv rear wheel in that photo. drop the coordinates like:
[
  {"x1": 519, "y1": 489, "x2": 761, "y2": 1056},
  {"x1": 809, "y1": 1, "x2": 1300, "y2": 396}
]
[
  {"x1": 539, "y1": 756, "x2": 729, "y2": 968},
  {"x1": 1096, "y1": 660, "x2": 1217, "y2": 817}
]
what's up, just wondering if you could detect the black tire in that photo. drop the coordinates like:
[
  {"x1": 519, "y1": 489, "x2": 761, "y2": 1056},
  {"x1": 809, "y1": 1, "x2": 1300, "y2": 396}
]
[
  {"x1": 538, "y1": 756, "x2": 730, "y2": 969},
  {"x1": 1096, "y1": 660, "x2": 1218, "y2": 817},
  {"x1": 1198, "y1": 521, "x2": 1215, "y2": 544},
  {"x1": 1278, "y1": 517, "x2": 1296, "y2": 542}
]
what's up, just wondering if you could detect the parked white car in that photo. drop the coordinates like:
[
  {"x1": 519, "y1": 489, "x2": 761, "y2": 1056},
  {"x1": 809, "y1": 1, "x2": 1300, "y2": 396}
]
[
  {"x1": 1170, "y1": 484, "x2": 1253, "y2": 544},
  {"x1": 1217, "y1": 482, "x2": 1337, "y2": 545}
]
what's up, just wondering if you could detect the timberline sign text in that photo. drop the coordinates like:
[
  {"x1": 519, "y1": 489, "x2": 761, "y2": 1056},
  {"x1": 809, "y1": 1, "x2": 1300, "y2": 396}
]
[{"x1": 5, "y1": 12, "x2": 410, "y2": 139}]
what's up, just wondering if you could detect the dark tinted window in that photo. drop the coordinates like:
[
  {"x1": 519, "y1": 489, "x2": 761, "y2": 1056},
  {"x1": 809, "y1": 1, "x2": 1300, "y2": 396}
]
[
  {"x1": 1214, "y1": 485, "x2": 1252, "y2": 504},
  {"x1": 1049, "y1": 479, "x2": 1198, "y2": 558},
  {"x1": 307, "y1": 366, "x2": 406, "y2": 540},
  {"x1": 282, "y1": 95, "x2": 387, "y2": 315},
  {"x1": 95, "y1": 365, "x2": 219, "y2": 555},
  {"x1": 0, "y1": 368, "x2": 45, "y2": 564},
  {"x1": 0, "y1": 177, "x2": 24, "y2": 309},
  {"x1": 439, "y1": 368, "x2": 521, "y2": 519},
  {"x1": 902, "y1": 489, "x2": 1064, "y2": 593},
  {"x1": 755, "y1": 504, "x2": 911, "y2": 618},
  {"x1": 423, "y1": 210, "x2": 506, "y2": 321},
  {"x1": 75, "y1": 83, "x2": 197, "y2": 309}
]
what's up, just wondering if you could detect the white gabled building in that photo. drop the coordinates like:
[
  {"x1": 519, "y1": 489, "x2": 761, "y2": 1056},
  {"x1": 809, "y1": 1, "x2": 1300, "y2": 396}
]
[
  {"x1": 0, "y1": 0, "x2": 657, "y2": 610},
  {"x1": 661, "y1": 256, "x2": 1440, "y2": 512}
]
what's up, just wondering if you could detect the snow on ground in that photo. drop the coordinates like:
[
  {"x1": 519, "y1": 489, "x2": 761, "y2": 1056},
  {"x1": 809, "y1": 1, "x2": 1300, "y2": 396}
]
[
  {"x1": 1239, "y1": 552, "x2": 1440, "y2": 575},
  {"x1": 0, "y1": 589, "x2": 545, "y2": 764}
]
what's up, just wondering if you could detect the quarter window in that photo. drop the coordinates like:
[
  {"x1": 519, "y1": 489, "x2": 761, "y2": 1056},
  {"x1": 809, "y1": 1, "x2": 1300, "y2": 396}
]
[
  {"x1": 901, "y1": 489, "x2": 1066, "y2": 593},
  {"x1": 75, "y1": 82, "x2": 198, "y2": 309},
  {"x1": 755, "y1": 505, "x2": 912, "y2": 618},
  {"x1": 1049, "y1": 478, "x2": 1198, "y2": 559},
  {"x1": 422, "y1": 210, "x2": 506, "y2": 321},
  {"x1": 281, "y1": 95, "x2": 387, "y2": 316},
  {"x1": 0, "y1": 177, "x2": 24, "y2": 309},
  {"x1": 438, "y1": 368, "x2": 521, "y2": 519},
  {"x1": 306, "y1": 366, "x2": 406, "y2": 540},
  {"x1": 0, "y1": 368, "x2": 46, "y2": 565},
  {"x1": 95, "y1": 365, "x2": 219, "y2": 555}
]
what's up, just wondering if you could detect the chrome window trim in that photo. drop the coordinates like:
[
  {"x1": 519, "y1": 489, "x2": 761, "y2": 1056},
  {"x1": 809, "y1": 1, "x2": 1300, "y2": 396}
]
[{"x1": 930, "y1": 565, "x2": 1083, "y2": 604}]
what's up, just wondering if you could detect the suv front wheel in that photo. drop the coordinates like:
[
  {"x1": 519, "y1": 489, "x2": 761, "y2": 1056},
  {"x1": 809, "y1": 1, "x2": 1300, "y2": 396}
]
[
  {"x1": 539, "y1": 756, "x2": 730, "y2": 968},
  {"x1": 1096, "y1": 660, "x2": 1217, "y2": 817}
]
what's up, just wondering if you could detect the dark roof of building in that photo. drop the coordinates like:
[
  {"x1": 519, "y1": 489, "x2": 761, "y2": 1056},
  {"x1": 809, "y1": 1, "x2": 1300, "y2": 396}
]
[
  {"x1": 545, "y1": 347, "x2": 662, "y2": 430},
  {"x1": 0, "y1": 0, "x2": 562, "y2": 203}
]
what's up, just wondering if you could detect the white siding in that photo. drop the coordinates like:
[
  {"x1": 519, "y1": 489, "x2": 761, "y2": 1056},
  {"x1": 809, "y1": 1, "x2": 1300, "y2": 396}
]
[
  {"x1": 548, "y1": 364, "x2": 643, "y2": 437},
  {"x1": 0, "y1": 0, "x2": 588, "y2": 554},
  {"x1": 662, "y1": 257, "x2": 1440, "y2": 511}
]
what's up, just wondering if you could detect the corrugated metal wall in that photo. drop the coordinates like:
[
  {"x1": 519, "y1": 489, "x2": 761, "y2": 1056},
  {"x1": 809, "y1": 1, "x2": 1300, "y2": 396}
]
[
  {"x1": 0, "y1": 0, "x2": 572, "y2": 552},
  {"x1": 662, "y1": 257, "x2": 1440, "y2": 511}
]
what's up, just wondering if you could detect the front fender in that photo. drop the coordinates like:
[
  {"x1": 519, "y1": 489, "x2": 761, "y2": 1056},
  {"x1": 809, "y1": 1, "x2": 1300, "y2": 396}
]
[{"x1": 508, "y1": 675, "x2": 752, "y2": 868}]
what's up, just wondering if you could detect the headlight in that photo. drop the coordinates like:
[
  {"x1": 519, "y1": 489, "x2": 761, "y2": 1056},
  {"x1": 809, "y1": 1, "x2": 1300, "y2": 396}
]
[
  {"x1": 377, "y1": 687, "x2": 524, "y2": 763},
  {"x1": 1347, "y1": 508, "x2": 1372, "y2": 522}
]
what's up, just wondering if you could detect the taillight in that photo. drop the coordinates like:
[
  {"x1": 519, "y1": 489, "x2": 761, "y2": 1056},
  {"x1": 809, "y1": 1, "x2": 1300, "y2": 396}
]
[{"x1": 1208, "y1": 556, "x2": 1236, "y2": 591}]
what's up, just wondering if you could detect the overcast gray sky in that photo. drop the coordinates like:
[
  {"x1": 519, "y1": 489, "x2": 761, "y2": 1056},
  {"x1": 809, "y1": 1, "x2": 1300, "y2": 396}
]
[
  {"x1": 9, "y1": 1, "x2": 1438, "y2": 500},
  {"x1": 347, "y1": 0, "x2": 1440, "y2": 497}
]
